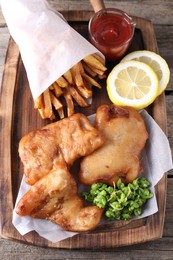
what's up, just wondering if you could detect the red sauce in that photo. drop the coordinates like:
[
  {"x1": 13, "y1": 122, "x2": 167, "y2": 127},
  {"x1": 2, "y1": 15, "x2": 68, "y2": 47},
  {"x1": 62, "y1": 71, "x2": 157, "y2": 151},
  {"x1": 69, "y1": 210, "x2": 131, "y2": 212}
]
[{"x1": 89, "y1": 10, "x2": 135, "y2": 61}]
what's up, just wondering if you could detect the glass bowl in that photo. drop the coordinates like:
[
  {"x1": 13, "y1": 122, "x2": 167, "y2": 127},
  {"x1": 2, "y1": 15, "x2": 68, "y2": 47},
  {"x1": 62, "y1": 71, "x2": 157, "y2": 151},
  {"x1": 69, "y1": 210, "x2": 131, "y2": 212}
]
[{"x1": 88, "y1": 8, "x2": 136, "y2": 61}]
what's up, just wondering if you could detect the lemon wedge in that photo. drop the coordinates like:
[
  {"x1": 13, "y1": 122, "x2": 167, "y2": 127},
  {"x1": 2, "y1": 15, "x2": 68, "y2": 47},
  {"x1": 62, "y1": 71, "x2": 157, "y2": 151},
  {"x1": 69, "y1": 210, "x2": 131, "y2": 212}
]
[
  {"x1": 106, "y1": 60, "x2": 159, "y2": 110},
  {"x1": 120, "y1": 50, "x2": 170, "y2": 95}
]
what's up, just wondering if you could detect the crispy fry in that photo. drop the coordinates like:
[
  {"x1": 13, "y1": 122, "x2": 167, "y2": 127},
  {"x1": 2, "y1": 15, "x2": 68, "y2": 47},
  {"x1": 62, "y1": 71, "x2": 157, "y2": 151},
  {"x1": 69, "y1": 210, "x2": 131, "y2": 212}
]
[
  {"x1": 56, "y1": 76, "x2": 68, "y2": 88},
  {"x1": 50, "y1": 92, "x2": 63, "y2": 110},
  {"x1": 83, "y1": 54, "x2": 107, "y2": 72},
  {"x1": 35, "y1": 54, "x2": 107, "y2": 120},
  {"x1": 57, "y1": 107, "x2": 65, "y2": 119},
  {"x1": 92, "y1": 53, "x2": 105, "y2": 64},
  {"x1": 52, "y1": 82, "x2": 63, "y2": 97},
  {"x1": 64, "y1": 91, "x2": 74, "y2": 117},
  {"x1": 43, "y1": 88, "x2": 53, "y2": 118},
  {"x1": 98, "y1": 74, "x2": 106, "y2": 79},
  {"x1": 82, "y1": 61, "x2": 97, "y2": 77},
  {"x1": 86, "y1": 63, "x2": 105, "y2": 76},
  {"x1": 67, "y1": 86, "x2": 88, "y2": 107},
  {"x1": 76, "y1": 84, "x2": 92, "y2": 99},
  {"x1": 82, "y1": 73, "x2": 102, "y2": 89},
  {"x1": 63, "y1": 70, "x2": 73, "y2": 85},
  {"x1": 78, "y1": 61, "x2": 85, "y2": 74},
  {"x1": 49, "y1": 85, "x2": 54, "y2": 90},
  {"x1": 71, "y1": 63, "x2": 83, "y2": 87},
  {"x1": 71, "y1": 63, "x2": 92, "y2": 98},
  {"x1": 38, "y1": 107, "x2": 46, "y2": 119},
  {"x1": 34, "y1": 94, "x2": 43, "y2": 109},
  {"x1": 50, "y1": 113, "x2": 56, "y2": 120}
]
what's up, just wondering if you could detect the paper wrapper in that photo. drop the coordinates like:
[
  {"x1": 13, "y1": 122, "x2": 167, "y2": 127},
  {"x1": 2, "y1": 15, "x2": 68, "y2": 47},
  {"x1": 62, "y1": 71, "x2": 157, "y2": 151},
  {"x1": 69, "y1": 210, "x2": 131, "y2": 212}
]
[
  {"x1": 12, "y1": 110, "x2": 173, "y2": 243},
  {"x1": 1, "y1": 0, "x2": 102, "y2": 100}
]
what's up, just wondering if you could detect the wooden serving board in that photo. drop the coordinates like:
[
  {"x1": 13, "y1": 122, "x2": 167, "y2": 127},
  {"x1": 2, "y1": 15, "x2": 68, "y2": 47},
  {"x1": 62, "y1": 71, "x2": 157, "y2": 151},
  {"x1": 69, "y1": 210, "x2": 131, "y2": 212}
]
[{"x1": 0, "y1": 12, "x2": 168, "y2": 249}]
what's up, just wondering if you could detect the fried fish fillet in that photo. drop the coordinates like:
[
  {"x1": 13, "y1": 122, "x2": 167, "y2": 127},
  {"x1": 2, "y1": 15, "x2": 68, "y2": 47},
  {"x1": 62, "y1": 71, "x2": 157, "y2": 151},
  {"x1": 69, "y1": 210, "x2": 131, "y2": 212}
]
[
  {"x1": 19, "y1": 113, "x2": 104, "y2": 185},
  {"x1": 79, "y1": 105, "x2": 148, "y2": 186},
  {"x1": 16, "y1": 162, "x2": 103, "y2": 232}
]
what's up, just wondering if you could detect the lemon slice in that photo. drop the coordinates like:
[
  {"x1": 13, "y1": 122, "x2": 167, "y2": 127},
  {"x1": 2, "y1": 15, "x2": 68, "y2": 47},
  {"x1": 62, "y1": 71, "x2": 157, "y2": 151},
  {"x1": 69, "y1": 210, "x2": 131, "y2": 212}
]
[
  {"x1": 106, "y1": 60, "x2": 159, "y2": 110},
  {"x1": 121, "y1": 50, "x2": 170, "y2": 95}
]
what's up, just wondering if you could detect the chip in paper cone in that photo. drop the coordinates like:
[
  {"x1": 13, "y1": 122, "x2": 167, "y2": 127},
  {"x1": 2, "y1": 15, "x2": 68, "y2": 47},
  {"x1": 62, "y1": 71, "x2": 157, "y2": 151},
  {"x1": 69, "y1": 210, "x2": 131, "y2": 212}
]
[{"x1": 1, "y1": 0, "x2": 103, "y2": 100}]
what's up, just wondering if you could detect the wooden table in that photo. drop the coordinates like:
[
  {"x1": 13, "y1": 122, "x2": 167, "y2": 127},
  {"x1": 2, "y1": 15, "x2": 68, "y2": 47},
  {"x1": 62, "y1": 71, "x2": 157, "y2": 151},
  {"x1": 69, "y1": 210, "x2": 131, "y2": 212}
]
[{"x1": 0, "y1": 1, "x2": 173, "y2": 259}]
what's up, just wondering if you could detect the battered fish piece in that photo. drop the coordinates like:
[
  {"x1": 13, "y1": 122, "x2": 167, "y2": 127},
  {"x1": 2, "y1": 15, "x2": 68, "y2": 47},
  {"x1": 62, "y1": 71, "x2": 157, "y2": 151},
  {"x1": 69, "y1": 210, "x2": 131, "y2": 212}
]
[
  {"x1": 16, "y1": 162, "x2": 103, "y2": 232},
  {"x1": 79, "y1": 105, "x2": 148, "y2": 186},
  {"x1": 19, "y1": 113, "x2": 104, "y2": 185}
]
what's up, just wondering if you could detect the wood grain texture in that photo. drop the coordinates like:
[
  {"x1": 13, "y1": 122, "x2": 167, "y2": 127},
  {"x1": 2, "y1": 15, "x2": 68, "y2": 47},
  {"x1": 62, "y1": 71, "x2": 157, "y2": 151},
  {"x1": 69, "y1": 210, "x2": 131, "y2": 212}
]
[
  {"x1": 0, "y1": 0, "x2": 173, "y2": 257},
  {"x1": 0, "y1": 38, "x2": 20, "y2": 237},
  {"x1": 1, "y1": 1, "x2": 173, "y2": 26},
  {"x1": 0, "y1": 13, "x2": 169, "y2": 249},
  {"x1": 40, "y1": 1, "x2": 173, "y2": 25}
]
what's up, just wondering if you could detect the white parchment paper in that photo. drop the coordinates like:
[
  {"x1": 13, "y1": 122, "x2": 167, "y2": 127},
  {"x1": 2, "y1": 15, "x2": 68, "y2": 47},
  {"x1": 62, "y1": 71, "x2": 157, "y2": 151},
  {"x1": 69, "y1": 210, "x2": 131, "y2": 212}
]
[
  {"x1": 12, "y1": 110, "x2": 173, "y2": 243},
  {"x1": 1, "y1": 0, "x2": 102, "y2": 100}
]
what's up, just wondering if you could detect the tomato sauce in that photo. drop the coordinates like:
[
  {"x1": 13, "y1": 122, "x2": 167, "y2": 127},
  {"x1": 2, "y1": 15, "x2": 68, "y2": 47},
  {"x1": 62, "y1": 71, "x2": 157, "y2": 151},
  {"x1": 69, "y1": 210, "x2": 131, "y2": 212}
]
[{"x1": 89, "y1": 9, "x2": 135, "y2": 61}]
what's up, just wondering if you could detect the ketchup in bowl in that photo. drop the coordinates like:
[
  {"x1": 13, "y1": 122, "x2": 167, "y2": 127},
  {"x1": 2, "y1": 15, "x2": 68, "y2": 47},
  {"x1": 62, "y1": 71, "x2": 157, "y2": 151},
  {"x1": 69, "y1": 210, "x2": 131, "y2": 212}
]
[{"x1": 88, "y1": 8, "x2": 136, "y2": 61}]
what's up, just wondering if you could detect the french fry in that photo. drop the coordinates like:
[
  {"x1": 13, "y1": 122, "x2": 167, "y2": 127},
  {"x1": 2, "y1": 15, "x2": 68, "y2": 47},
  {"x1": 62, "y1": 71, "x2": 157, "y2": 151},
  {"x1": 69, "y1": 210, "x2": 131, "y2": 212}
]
[
  {"x1": 34, "y1": 94, "x2": 43, "y2": 109},
  {"x1": 63, "y1": 70, "x2": 73, "y2": 85},
  {"x1": 43, "y1": 88, "x2": 53, "y2": 118},
  {"x1": 38, "y1": 107, "x2": 46, "y2": 119},
  {"x1": 49, "y1": 85, "x2": 54, "y2": 90},
  {"x1": 52, "y1": 82, "x2": 63, "y2": 97},
  {"x1": 57, "y1": 107, "x2": 65, "y2": 119},
  {"x1": 98, "y1": 73, "x2": 106, "y2": 79},
  {"x1": 78, "y1": 61, "x2": 85, "y2": 74},
  {"x1": 82, "y1": 61, "x2": 97, "y2": 77},
  {"x1": 76, "y1": 84, "x2": 92, "y2": 99},
  {"x1": 71, "y1": 63, "x2": 83, "y2": 87},
  {"x1": 56, "y1": 76, "x2": 68, "y2": 88},
  {"x1": 92, "y1": 53, "x2": 105, "y2": 64},
  {"x1": 50, "y1": 91, "x2": 63, "y2": 110},
  {"x1": 35, "y1": 53, "x2": 107, "y2": 120},
  {"x1": 67, "y1": 86, "x2": 88, "y2": 107},
  {"x1": 50, "y1": 113, "x2": 56, "y2": 120},
  {"x1": 63, "y1": 91, "x2": 74, "y2": 117},
  {"x1": 85, "y1": 63, "x2": 105, "y2": 76},
  {"x1": 82, "y1": 73, "x2": 102, "y2": 89},
  {"x1": 71, "y1": 63, "x2": 92, "y2": 98},
  {"x1": 83, "y1": 54, "x2": 107, "y2": 72}
]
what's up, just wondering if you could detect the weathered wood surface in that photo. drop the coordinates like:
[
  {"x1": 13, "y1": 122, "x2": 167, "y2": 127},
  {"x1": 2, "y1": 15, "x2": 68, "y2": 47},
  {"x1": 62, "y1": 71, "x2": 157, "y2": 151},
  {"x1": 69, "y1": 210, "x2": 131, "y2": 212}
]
[{"x1": 0, "y1": 0, "x2": 173, "y2": 259}]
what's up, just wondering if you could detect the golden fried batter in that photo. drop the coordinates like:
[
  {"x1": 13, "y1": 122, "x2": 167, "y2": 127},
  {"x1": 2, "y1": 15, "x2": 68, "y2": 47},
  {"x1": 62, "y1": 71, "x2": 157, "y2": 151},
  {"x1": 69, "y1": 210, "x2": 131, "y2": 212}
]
[
  {"x1": 16, "y1": 162, "x2": 103, "y2": 232},
  {"x1": 79, "y1": 105, "x2": 148, "y2": 186},
  {"x1": 19, "y1": 113, "x2": 104, "y2": 185}
]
